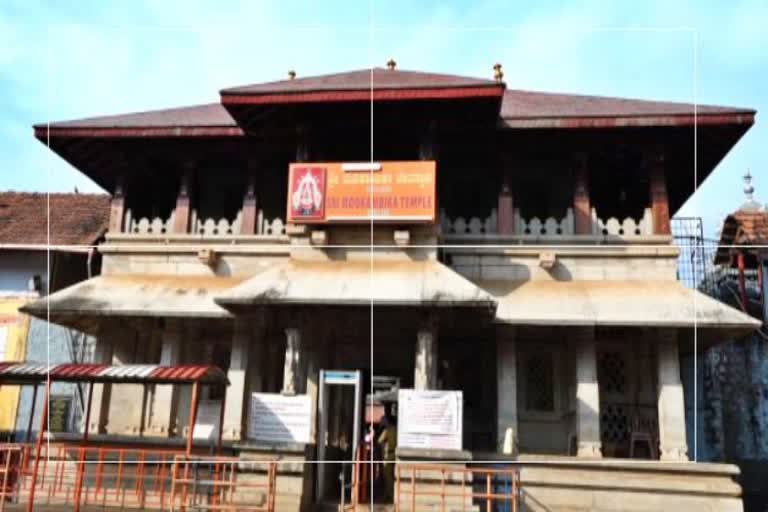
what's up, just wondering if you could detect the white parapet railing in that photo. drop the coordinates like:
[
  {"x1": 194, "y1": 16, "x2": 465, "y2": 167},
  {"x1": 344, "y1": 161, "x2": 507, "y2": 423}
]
[
  {"x1": 441, "y1": 207, "x2": 654, "y2": 238},
  {"x1": 591, "y1": 207, "x2": 653, "y2": 236},
  {"x1": 123, "y1": 210, "x2": 175, "y2": 235},
  {"x1": 194, "y1": 210, "x2": 243, "y2": 236},
  {"x1": 256, "y1": 210, "x2": 286, "y2": 236},
  {"x1": 515, "y1": 208, "x2": 575, "y2": 236},
  {"x1": 440, "y1": 209, "x2": 498, "y2": 235}
]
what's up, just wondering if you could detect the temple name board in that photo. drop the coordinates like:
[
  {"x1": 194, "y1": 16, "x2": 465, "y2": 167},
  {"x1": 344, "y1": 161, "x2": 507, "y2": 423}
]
[{"x1": 287, "y1": 161, "x2": 436, "y2": 223}]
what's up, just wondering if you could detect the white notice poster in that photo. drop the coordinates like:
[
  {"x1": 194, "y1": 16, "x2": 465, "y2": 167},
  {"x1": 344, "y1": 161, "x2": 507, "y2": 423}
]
[
  {"x1": 249, "y1": 393, "x2": 312, "y2": 444},
  {"x1": 192, "y1": 400, "x2": 221, "y2": 440},
  {"x1": 397, "y1": 390, "x2": 462, "y2": 450}
]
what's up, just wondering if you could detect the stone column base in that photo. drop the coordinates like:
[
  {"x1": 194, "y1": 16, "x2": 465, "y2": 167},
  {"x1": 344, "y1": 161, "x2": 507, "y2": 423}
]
[{"x1": 577, "y1": 441, "x2": 603, "y2": 458}]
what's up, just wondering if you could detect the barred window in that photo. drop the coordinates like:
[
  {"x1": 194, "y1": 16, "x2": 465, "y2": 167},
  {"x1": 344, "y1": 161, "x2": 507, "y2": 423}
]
[
  {"x1": 525, "y1": 353, "x2": 555, "y2": 412},
  {"x1": 598, "y1": 351, "x2": 626, "y2": 395}
]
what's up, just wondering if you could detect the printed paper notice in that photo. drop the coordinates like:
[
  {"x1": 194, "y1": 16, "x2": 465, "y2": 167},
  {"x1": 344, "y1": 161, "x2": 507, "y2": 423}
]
[{"x1": 248, "y1": 393, "x2": 312, "y2": 444}]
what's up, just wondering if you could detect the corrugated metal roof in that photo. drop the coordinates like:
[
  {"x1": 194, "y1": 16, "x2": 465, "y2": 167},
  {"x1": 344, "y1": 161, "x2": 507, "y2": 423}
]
[{"x1": 0, "y1": 363, "x2": 228, "y2": 385}]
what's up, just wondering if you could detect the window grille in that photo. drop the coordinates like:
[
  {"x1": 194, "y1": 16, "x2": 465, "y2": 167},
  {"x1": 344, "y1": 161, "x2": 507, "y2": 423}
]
[{"x1": 525, "y1": 353, "x2": 555, "y2": 412}]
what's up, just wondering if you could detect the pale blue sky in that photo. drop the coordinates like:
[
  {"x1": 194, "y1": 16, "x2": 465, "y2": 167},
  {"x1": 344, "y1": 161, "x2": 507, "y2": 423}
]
[{"x1": 1, "y1": 0, "x2": 766, "y2": 237}]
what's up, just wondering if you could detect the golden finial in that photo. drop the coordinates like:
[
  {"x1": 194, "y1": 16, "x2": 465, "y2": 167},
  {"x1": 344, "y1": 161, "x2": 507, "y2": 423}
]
[
  {"x1": 386, "y1": 58, "x2": 397, "y2": 70},
  {"x1": 288, "y1": 70, "x2": 296, "y2": 80},
  {"x1": 493, "y1": 63, "x2": 503, "y2": 83}
]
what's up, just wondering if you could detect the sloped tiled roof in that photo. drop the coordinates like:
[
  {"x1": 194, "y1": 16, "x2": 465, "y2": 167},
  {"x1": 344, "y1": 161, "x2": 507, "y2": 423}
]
[
  {"x1": 714, "y1": 207, "x2": 768, "y2": 265},
  {"x1": 0, "y1": 192, "x2": 110, "y2": 247},
  {"x1": 220, "y1": 67, "x2": 499, "y2": 95},
  {"x1": 500, "y1": 89, "x2": 752, "y2": 121},
  {"x1": 39, "y1": 75, "x2": 752, "y2": 132}
]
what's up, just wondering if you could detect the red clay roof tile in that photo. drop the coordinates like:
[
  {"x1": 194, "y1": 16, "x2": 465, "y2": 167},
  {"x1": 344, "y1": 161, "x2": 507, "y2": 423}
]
[{"x1": 0, "y1": 192, "x2": 110, "y2": 247}]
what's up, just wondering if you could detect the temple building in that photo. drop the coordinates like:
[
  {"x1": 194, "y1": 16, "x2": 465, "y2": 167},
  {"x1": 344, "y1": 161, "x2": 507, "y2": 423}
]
[{"x1": 22, "y1": 63, "x2": 760, "y2": 511}]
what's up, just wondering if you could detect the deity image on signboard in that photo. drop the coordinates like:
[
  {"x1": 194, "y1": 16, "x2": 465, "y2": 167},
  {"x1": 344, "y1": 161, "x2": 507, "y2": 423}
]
[{"x1": 290, "y1": 167, "x2": 326, "y2": 220}]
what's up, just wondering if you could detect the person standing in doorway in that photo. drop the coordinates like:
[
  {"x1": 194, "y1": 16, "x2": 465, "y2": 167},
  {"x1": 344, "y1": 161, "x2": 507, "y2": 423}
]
[{"x1": 377, "y1": 413, "x2": 398, "y2": 502}]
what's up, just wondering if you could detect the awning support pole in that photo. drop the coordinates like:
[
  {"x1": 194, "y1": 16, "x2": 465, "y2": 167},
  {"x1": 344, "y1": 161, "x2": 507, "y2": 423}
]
[
  {"x1": 83, "y1": 381, "x2": 94, "y2": 443},
  {"x1": 186, "y1": 382, "x2": 200, "y2": 457},
  {"x1": 27, "y1": 379, "x2": 51, "y2": 512},
  {"x1": 216, "y1": 389, "x2": 226, "y2": 455},
  {"x1": 25, "y1": 384, "x2": 38, "y2": 443}
]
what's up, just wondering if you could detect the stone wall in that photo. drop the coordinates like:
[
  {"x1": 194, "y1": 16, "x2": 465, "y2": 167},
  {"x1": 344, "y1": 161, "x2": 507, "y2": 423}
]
[{"x1": 686, "y1": 332, "x2": 768, "y2": 511}]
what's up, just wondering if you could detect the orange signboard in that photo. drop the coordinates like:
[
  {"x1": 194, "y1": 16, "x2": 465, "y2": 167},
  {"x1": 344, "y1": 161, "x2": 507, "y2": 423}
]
[{"x1": 287, "y1": 161, "x2": 436, "y2": 223}]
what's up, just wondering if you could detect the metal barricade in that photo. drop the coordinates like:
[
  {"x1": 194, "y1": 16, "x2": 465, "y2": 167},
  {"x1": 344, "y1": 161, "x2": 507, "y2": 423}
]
[
  {"x1": 18, "y1": 444, "x2": 183, "y2": 511},
  {"x1": 0, "y1": 444, "x2": 29, "y2": 511},
  {"x1": 395, "y1": 464, "x2": 520, "y2": 512},
  {"x1": 169, "y1": 454, "x2": 277, "y2": 512}
]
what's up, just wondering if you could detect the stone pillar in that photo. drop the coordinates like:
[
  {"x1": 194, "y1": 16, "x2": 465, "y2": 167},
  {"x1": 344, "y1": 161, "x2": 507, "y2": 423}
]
[
  {"x1": 147, "y1": 320, "x2": 182, "y2": 436},
  {"x1": 88, "y1": 326, "x2": 114, "y2": 435},
  {"x1": 282, "y1": 327, "x2": 302, "y2": 395},
  {"x1": 173, "y1": 162, "x2": 194, "y2": 234},
  {"x1": 414, "y1": 321, "x2": 438, "y2": 390},
  {"x1": 107, "y1": 328, "x2": 145, "y2": 435},
  {"x1": 222, "y1": 319, "x2": 251, "y2": 440},
  {"x1": 108, "y1": 176, "x2": 126, "y2": 233},
  {"x1": 656, "y1": 329, "x2": 689, "y2": 461},
  {"x1": 498, "y1": 165, "x2": 514, "y2": 235},
  {"x1": 240, "y1": 160, "x2": 258, "y2": 235},
  {"x1": 496, "y1": 329, "x2": 518, "y2": 454},
  {"x1": 574, "y1": 328, "x2": 602, "y2": 458},
  {"x1": 648, "y1": 148, "x2": 671, "y2": 235},
  {"x1": 573, "y1": 153, "x2": 591, "y2": 235}
]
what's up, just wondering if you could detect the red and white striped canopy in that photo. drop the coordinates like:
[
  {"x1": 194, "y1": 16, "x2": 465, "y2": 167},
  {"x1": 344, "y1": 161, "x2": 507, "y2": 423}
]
[{"x1": 0, "y1": 363, "x2": 228, "y2": 385}]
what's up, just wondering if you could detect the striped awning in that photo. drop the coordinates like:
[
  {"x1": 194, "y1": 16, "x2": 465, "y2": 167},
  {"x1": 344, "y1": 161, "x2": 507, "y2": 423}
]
[{"x1": 0, "y1": 363, "x2": 228, "y2": 385}]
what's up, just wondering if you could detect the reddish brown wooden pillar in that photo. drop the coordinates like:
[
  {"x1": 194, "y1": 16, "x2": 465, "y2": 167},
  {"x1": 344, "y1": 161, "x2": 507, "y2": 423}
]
[
  {"x1": 498, "y1": 165, "x2": 515, "y2": 235},
  {"x1": 173, "y1": 162, "x2": 194, "y2": 234},
  {"x1": 240, "y1": 159, "x2": 258, "y2": 235},
  {"x1": 108, "y1": 176, "x2": 126, "y2": 233},
  {"x1": 648, "y1": 149, "x2": 671, "y2": 235},
  {"x1": 573, "y1": 154, "x2": 591, "y2": 235},
  {"x1": 737, "y1": 251, "x2": 748, "y2": 312}
]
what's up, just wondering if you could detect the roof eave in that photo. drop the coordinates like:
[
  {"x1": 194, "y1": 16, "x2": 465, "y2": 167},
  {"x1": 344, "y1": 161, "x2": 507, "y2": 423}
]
[
  {"x1": 498, "y1": 111, "x2": 755, "y2": 129},
  {"x1": 220, "y1": 85, "x2": 506, "y2": 106},
  {"x1": 33, "y1": 125, "x2": 245, "y2": 139}
]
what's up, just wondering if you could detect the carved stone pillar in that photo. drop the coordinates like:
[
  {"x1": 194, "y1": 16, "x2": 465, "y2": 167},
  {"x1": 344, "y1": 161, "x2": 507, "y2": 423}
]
[
  {"x1": 282, "y1": 327, "x2": 302, "y2": 395},
  {"x1": 656, "y1": 329, "x2": 689, "y2": 461},
  {"x1": 574, "y1": 327, "x2": 602, "y2": 458},
  {"x1": 108, "y1": 176, "x2": 126, "y2": 233},
  {"x1": 414, "y1": 320, "x2": 438, "y2": 390},
  {"x1": 573, "y1": 153, "x2": 591, "y2": 235},
  {"x1": 496, "y1": 328, "x2": 518, "y2": 454},
  {"x1": 147, "y1": 319, "x2": 182, "y2": 436},
  {"x1": 173, "y1": 162, "x2": 194, "y2": 234},
  {"x1": 648, "y1": 148, "x2": 670, "y2": 235}
]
